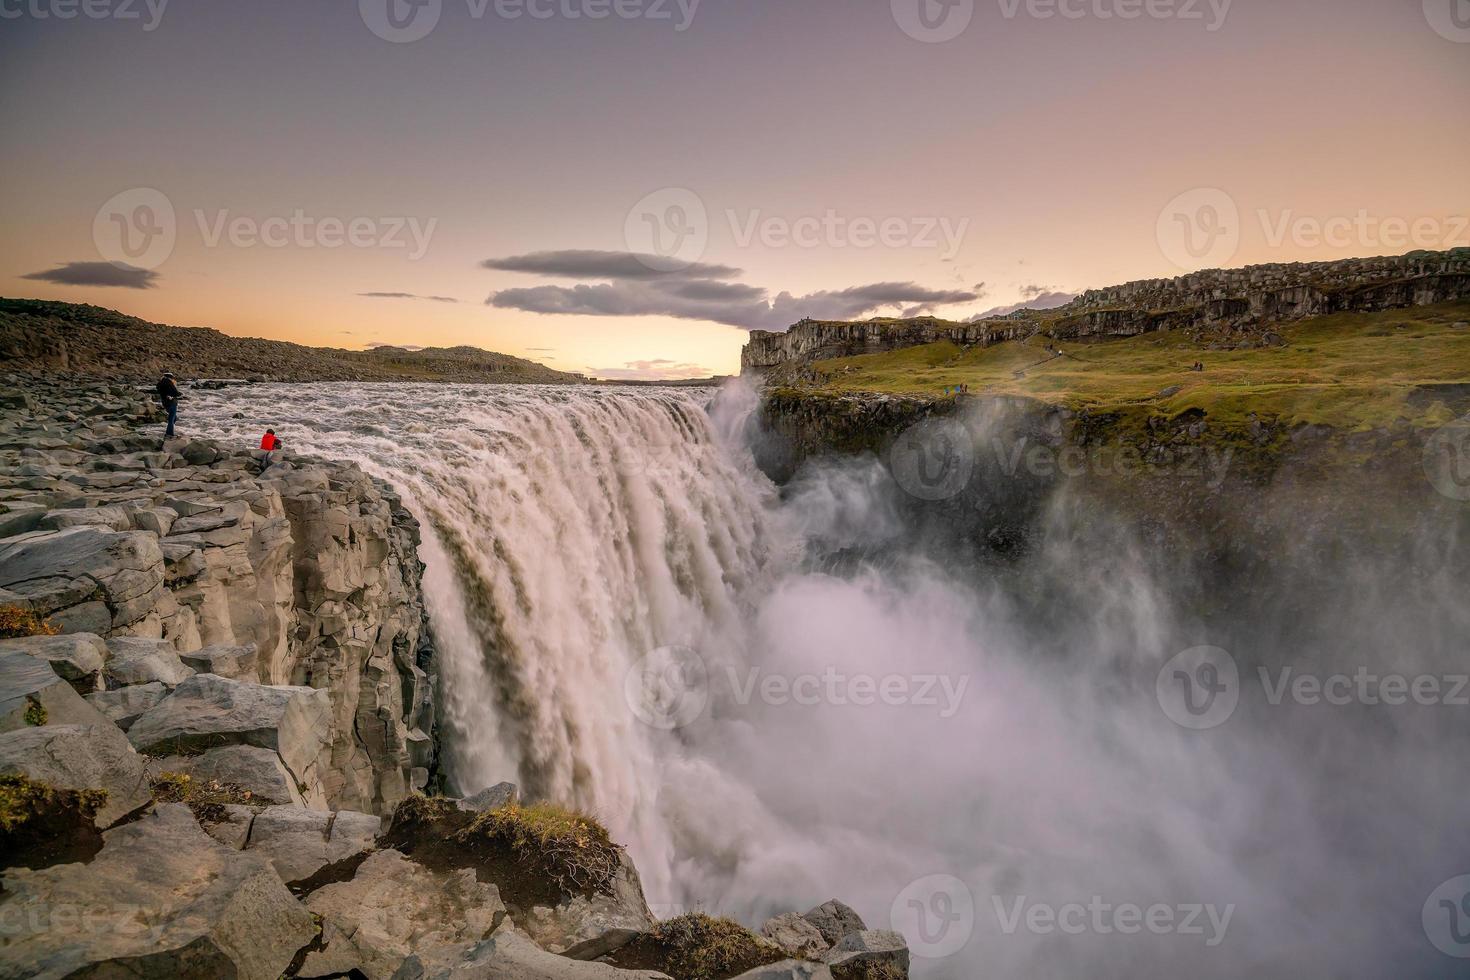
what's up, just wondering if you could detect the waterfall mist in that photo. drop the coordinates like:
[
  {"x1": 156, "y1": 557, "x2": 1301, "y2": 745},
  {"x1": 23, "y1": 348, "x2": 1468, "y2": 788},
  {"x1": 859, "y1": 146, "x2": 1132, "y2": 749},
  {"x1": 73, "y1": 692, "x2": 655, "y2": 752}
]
[{"x1": 192, "y1": 381, "x2": 1469, "y2": 979}]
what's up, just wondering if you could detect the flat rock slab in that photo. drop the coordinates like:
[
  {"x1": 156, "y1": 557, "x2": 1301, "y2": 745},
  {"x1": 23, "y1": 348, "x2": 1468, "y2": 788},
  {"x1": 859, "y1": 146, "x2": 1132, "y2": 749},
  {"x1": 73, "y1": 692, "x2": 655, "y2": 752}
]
[
  {"x1": 0, "y1": 722, "x2": 151, "y2": 829},
  {"x1": 405, "y1": 930, "x2": 673, "y2": 980},
  {"x1": 730, "y1": 961, "x2": 835, "y2": 980},
  {"x1": 85, "y1": 681, "x2": 168, "y2": 730},
  {"x1": 126, "y1": 673, "x2": 331, "y2": 797},
  {"x1": 244, "y1": 804, "x2": 381, "y2": 884},
  {"x1": 179, "y1": 642, "x2": 258, "y2": 680},
  {"x1": 151, "y1": 743, "x2": 305, "y2": 807},
  {"x1": 299, "y1": 848, "x2": 505, "y2": 980},
  {"x1": 0, "y1": 526, "x2": 164, "y2": 631},
  {"x1": 0, "y1": 633, "x2": 106, "y2": 688},
  {"x1": 0, "y1": 651, "x2": 115, "y2": 733},
  {"x1": 821, "y1": 930, "x2": 909, "y2": 974},
  {"x1": 0, "y1": 804, "x2": 316, "y2": 980},
  {"x1": 104, "y1": 636, "x2": 195, "y2": 688}
]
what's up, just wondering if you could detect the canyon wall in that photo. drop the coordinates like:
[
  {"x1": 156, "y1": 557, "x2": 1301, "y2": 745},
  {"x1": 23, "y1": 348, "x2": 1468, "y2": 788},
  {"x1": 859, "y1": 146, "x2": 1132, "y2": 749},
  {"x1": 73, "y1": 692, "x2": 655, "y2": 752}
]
[{"x1": 742, "y1": 248, "x2": 1470, "y2": 372}]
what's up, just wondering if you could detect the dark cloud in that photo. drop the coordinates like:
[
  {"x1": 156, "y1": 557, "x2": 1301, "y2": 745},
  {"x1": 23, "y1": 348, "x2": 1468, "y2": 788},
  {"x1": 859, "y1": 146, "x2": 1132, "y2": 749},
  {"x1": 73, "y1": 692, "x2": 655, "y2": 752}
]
[
  {"x1": 23, "y1": 261, "x2": 158, "y2": 289},
  {"x1": 490, "y1": 278, "x2": 980, "y2": 332},
  {"x1": 359, "y1": 292, "x2": 459, "y2": 303},
  {"x1": 969, "y1": 290, "x2": 1078, "y2": 321},
  {"x1": 482, "y1": 249, "x2": 742, "y2": 281}
]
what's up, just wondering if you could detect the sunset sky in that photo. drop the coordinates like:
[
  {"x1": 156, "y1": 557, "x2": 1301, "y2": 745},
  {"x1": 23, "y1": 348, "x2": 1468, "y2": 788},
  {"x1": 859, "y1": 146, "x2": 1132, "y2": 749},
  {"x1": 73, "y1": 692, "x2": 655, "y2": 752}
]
[{"x1": 1, "y1": 0, "x2": 1466, "y2": 378}]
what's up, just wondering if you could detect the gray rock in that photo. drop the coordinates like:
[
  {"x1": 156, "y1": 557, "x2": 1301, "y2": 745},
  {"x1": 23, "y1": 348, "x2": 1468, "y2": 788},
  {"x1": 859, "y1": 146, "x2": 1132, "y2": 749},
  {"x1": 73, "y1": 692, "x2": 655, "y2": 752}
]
[
  {"x1": 0, "y1": 632, "x2": 106, "y2": 690},
  {"x1": 521, "y1": 850, "x2": 655, "y2": 960},
  {"x1": 199, "y1": 802, "x2": 257, "y2": 849},
  {"x1": 0, "y1": 722, "x2": 152, "y2": 828},
  {"x1": 39, "y1": 505, "x2": 132, "y2": 532},
  {"x1": 802, "y1": 900, "x2": 867, "y2": 946},
  {"x1": 0, "y1": 804, "x2": 316, "y2": 980},
  {"x1": 85, "y1": 681, "x2": 168, "y2": 730},
  {"x1": 404, "y1": 929, "x2": 672, "y2": 980},
  {"x1": 244, "y1": 804, "x2": 380, "y2": 884},
  {"x1": 761, "y1": 912, "x2": 830, "y2": 959},
  {"x1": 179, "y1": 642, "x2": 258, "y2": 680},
  {"x1": 300, "y1": 848, "x2": 507, "y2": 980},
  {"x1": 0, "y1": 503, "x2": 46, "y2": 537},
  {"x1": 131, "y1": 506, "x2": 178, "y2": 536},
  {"x1": 104, "y1": 635, "x2": 195, "y2": 688},
  {"x1": 0, "y1": 650, "x2": 116, "y2": 733},
  {"x1": 821, "y1": 930, "x2": 909, "y2": 975},
  {"x1": 0, "y1": 526, "x2": 165, "y2": 631},
  {"x1": 126, "y1": 672, "x2": 332, "y2": 805},
  {"x1": 457, "y1": 781, "x2": 519, "y2": 812},
  {"x1": 151, "y1": 743, "x2": 305, "y2": 806},
  {"x1": 730, "y1": 961, "x2": 834, "y2": 980}
]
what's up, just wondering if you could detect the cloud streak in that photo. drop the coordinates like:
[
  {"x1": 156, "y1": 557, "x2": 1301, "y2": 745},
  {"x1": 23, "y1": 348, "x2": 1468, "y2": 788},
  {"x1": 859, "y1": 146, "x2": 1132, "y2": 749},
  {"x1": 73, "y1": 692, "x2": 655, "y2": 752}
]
[
  {"x1": 23, "y1": 261, "x2": 159, "y2": 289},
  {"x1": 359, "y1": 291, "x2": 459, "y2": 303},
  {"x1": 483, "y1": 249, "x2": 742, "y2": 281}
]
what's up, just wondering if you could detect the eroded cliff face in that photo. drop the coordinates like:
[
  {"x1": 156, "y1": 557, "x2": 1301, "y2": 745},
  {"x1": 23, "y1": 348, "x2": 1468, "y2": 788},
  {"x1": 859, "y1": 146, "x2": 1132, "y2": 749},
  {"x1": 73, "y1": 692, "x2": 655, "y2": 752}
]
[
  {"x1": 742, "y1": 248, "x2": 1470, "y2": 372},
  {"x1": 0, "y1": 376, "x2": 435, "y2": 813}
]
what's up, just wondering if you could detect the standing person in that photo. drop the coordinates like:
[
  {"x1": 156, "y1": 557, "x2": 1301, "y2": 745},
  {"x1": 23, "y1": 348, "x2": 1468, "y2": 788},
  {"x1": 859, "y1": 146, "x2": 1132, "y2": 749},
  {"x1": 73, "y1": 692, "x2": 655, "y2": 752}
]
[
  {"x1": 155, "y1": 372, "x2": 181, "y2": 439},
  {"x1": 259, "y1": 428, "x2": 282, "y2": 472}
]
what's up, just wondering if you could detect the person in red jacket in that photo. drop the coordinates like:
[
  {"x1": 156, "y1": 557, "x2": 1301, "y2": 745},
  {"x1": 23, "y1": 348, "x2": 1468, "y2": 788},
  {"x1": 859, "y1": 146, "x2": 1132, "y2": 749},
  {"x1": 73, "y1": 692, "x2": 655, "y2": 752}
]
[{"x1": 259, "y1": 428, "x2": 282, "y2": 472}]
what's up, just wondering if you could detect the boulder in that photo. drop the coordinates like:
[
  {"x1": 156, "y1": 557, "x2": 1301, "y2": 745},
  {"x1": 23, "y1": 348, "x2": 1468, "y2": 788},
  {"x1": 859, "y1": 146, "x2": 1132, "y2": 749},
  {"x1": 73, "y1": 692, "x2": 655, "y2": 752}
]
[
  {"x1": 521, "y1": 851, "x2": 656, "y2": 960},
  {"x1": 821, "y1": 930, "x2": 910, "y2": 975},
  {"x1": 0, "y1": 632, "x2": 106, "y2": 691},
  {"x1": 397, "y1": 929, "x2": 673, "y2": 980},
  {"x1": 103, "y1": 635, "x2": 195, "y2": 688},
  {"x1": 457, "y1": 781, "x2": 519, "y2": 812},
  {"x1": 730, "y1": 962, "x2": 835, "y2": 980},
  {"x1": 243, "y1": 804, "x2": 380, "y2": 884},
  {"x1": 151, "y1": 743, "x2": 306, "y2": 806},
  {"x1": 179, "y1": 642, "x2": 258, "y2": 680},
  {"x1": 38, "y1": 505, "x2": 132, "y2": 532},
  {"x1": 761, "y1": 912, "x2": 830, "y2": 959},
  {"x1": 298, "y1": 848, "x2": 506, "y2": 979},
  {"x1": 0, "y1": 723, "x2": 151, "y2": 828},
  {"x1": 0, "y1": 650, "x2": 116, "y2": 732},
  {"x1": 802, "y1": 900, "x2": 867, "y2": 946},
  {"x1": 199, "y1": 802, "x2": 257, "y2": 849},
  {"x1": 126, "y1": 673, "x2": 332, "y2": 805},
  {"x1": 85, "y1": 681, "x2": 168, "y2": 730},
  {"x1": 0, "y1": 804, "x2": 316, "y2": 980},
  {"x1": 0, "y1": 526, "x2": 165, "y2": 631}
]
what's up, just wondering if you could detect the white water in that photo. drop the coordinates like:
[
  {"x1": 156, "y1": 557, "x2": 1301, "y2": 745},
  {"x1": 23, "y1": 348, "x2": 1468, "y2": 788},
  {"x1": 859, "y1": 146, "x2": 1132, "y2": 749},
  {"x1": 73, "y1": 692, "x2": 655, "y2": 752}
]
[{"x1": 187, "y1": 381, "x2": 1469, "y2": 979}]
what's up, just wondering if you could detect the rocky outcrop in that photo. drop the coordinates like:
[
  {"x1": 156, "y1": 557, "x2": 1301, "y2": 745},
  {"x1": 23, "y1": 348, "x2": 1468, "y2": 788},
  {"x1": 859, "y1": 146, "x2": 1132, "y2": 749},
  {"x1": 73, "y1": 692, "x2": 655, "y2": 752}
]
[
  {"x1": 0, "y1": 722, "x2": 151, "y2": 827},
  {"x1": 0, "y1": 374, "x2": 436, "y2": 814},
  {"x1": 0, "y1": 804, "x2": 319, "y2": 980},
  {"x1": 742, "y1": 247, "x2": 1470, "y2": 372}
]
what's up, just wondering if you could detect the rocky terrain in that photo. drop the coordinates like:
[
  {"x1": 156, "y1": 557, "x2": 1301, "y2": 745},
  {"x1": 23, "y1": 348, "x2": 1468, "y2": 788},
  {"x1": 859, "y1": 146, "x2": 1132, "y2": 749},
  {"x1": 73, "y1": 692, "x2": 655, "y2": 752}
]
[
  {"x1": 742, "y1": 248, "x2": 1470, "y2": 374},
  {"x1": 0, "y1": 299, "x2": 588, "y2": 384},
  {"x1": 0, "y1": 376, "x2": 903, "y2": 980}
]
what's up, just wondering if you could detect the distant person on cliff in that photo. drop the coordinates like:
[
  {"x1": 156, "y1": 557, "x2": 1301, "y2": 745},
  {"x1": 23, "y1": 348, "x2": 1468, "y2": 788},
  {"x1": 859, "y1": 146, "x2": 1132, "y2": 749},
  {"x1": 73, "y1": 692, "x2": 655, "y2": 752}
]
[
  {"x1": 155, "y1": 372, "x2": 180, "y2": 438},
  {"x1": 259, "y1": 428, "x2": 282, "y2": 472}
]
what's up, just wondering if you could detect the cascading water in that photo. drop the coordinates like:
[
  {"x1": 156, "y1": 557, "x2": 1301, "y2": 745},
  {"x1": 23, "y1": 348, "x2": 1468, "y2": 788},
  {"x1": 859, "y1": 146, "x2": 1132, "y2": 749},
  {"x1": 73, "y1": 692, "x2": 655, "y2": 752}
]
[{"x1": 189, "y1": 381, "x2": 1470, "y2": 979}]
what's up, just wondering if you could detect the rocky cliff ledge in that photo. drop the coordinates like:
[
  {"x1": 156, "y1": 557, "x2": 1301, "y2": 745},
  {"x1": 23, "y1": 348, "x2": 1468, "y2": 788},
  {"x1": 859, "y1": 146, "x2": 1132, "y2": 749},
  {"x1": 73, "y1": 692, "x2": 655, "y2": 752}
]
[
  {"x1": 742, "y1": 248, "x2": 1470, "y2": 373},
  {"x1": 0, "y1": 375, "x2": 900, "y2": 980},
  {"x1": 0, "y1": 374, "x2": 435, "y2": 814}
]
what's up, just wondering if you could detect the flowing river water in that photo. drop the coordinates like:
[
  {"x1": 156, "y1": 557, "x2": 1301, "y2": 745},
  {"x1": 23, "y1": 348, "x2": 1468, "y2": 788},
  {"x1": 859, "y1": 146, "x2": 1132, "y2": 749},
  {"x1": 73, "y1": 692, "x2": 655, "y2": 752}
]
[{"x1": 187, "y1": 381, "x2": 1470, "y2": 979}]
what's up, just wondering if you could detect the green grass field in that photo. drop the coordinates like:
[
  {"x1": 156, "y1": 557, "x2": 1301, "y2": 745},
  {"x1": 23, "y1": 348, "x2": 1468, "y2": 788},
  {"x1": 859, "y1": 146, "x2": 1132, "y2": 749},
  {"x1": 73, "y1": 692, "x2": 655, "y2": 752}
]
[{"x1": 803, "y1": 302, "x2": 1470, "y2": 431}]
